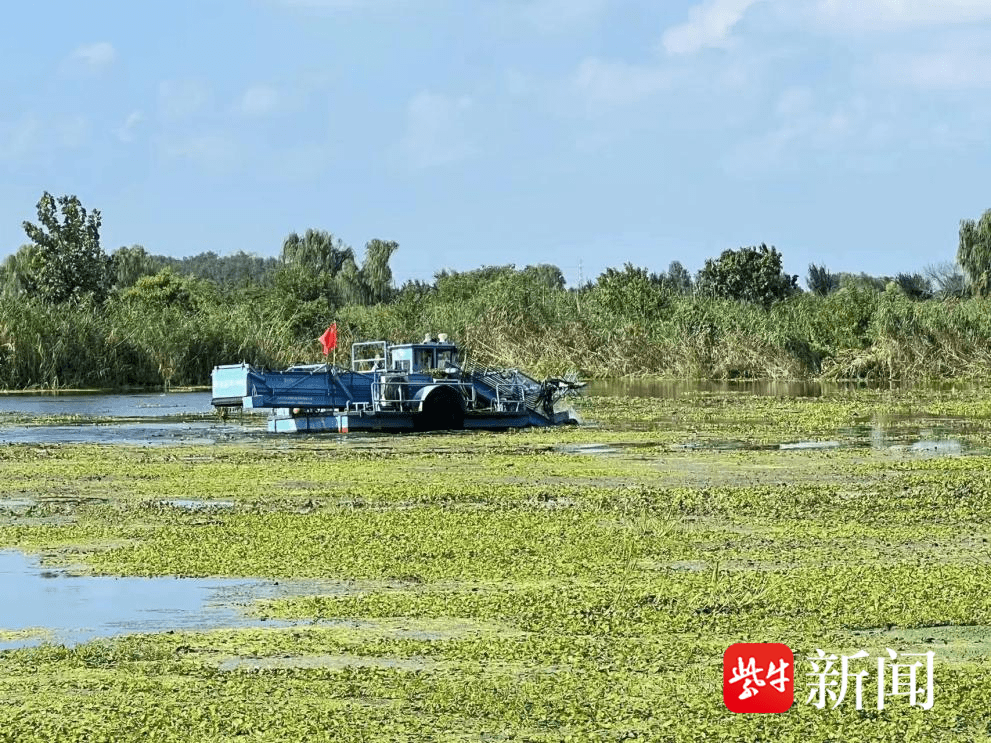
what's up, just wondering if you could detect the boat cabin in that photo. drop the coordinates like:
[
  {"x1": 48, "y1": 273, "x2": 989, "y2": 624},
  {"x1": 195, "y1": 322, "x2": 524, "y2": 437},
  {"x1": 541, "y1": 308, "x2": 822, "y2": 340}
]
[
  {"x1": 351, "y1": 335, "x2": 461, "y2": 374},
  {"x1": 389, "y1": 343, "x2": 459, "y2": 373}
]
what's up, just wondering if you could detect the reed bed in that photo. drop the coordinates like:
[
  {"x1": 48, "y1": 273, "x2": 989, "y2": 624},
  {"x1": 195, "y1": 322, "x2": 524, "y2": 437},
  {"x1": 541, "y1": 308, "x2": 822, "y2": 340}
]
[{"x1": 2, "y1": 278, "x2": 991, "y2": 389}]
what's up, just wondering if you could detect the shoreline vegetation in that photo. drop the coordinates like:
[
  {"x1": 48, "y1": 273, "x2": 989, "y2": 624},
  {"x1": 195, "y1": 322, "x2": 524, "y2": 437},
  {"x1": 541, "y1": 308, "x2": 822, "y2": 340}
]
[
  {"x1": 3, "y1": 278, "x2": 991, "y2": 391},
  {"x1": 3, "y1": 194, "x2": 991, "y2": 391}
]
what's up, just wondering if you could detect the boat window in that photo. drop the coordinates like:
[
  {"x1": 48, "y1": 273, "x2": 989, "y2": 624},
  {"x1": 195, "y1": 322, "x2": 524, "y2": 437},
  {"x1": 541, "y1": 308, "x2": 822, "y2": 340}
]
[
  {"x1": 394, "y1": 359, "x2": 411, "y2": 372},
  {"x1": 436, "y1": 349, "x2": 455, "y2": 367},
  {"x1": 414, "y1": 349, "x2": 434, "y2": 370}
]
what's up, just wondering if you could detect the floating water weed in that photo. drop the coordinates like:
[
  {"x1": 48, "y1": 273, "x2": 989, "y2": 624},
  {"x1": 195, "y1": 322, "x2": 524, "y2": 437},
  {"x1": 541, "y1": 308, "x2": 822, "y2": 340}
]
[{"x1": 1, "y1": 390, "x2": 990, "y2": 739}]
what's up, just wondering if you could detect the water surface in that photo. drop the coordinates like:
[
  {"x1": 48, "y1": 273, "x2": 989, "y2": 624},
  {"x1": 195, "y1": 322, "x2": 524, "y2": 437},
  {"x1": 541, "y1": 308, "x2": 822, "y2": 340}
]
[
  {"x1": 0, "y1": 550, "x2": 356, "y2": 649},
  {"x1": 0, "y1": 391, "x2": 214, "y2": 417},
  {"x1": 583, "y1": 378, "x2": 976, "y2": 399},
  {"x1": 0, "y1": 391, "x2": 267, "y2": 445}
]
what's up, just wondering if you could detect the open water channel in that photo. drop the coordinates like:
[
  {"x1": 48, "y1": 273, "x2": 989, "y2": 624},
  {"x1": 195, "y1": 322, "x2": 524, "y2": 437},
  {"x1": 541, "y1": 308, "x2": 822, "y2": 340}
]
[
  {"x1": 0, "y1": 379, "x2": 954, "y2": 446},
  {"x1": 0, "y1": 382, "x2": 981, "y2": 648},
  {"x1": 0, "y1": 551, "x2": 371, "y2": 650},
  {"x1": 0, "y1": 390, "x2": 265, "y2": 446}
]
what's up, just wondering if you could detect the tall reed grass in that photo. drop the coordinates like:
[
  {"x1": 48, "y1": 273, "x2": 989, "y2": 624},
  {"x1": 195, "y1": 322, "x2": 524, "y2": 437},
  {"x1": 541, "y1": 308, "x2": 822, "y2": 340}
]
[{"x1": 2, "y1": 278, "x2": 990, "y2": 390}]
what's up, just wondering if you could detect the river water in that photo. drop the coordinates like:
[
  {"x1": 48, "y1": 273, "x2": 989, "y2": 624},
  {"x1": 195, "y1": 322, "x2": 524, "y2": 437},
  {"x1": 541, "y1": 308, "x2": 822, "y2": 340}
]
[
  {"x1": 0, "y1": 382, "x2": 983, "y2": 446},
  {"x1": 0, "y1": 391, "x2": 213, "y2": 418},
  {"x1": 584, "y1": 378, "x2": 963, "y2": 398},
  {"x1": 0, "y1": 551, "x2": 386, "y2": 650},
  {"x1": 0, "y1": 390, "x2": 269, "y2": 445}
]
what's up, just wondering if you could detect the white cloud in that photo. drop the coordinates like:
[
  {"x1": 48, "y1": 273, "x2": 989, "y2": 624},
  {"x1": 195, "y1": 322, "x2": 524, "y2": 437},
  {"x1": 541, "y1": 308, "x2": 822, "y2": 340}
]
[
  {"x1": 158, "y1": 80, "x2": 211, "y2": 121},
  {"x1": 662, "y1": 0, "x2": 765, "y2": 55},
  {"x1": 275, "y1": 0, "x2": 408, "y2": 10},
  {"x1": 116, "y1": 111, "x2": 144, "y2": 143},
  {"x1": 271, "y1": 142, "x2": 336, "y2": 179},
  {"x1": 56, "y1": 115, "x2": 90, "y2": 148},
  {"x1": 1, "y1": 113, "x2": 95, "y2": 162},
  {"x1": 518, "y1": 0, "x2": 609, "y2": 32},
  {"x1": 240, "y1": 85, "x2": 280, "y2": 116},
  {"x1": 879, "y1": 49, "x2": 991, "y2": 89},
  {"x1": 0, "y1": 115, "x2": 41, "y2": 161},
  {"x1": 811, "y1": 0, "x2": 991, "y2": 31},
  {"x1": 278, "y1": 0, "x2": 360, "y2": 6},
  {"x1": 725, "y1": 96, "x2": 885, "y2": 174},
  {"x1": 504, "y1": 69, "x2": 540, "y2": 99},
  {"x1": 401, "y1": 92, "x2": 475, "y2": 168},
  {"x1": 68, "y1": 42, "x2": 117, "y2": 71},
  {"x1": 572, "y1": 57, "x2": 670, "y2": 107},
  {"x1": 160, "y1": 133, "x2": 239, "y2": 172},
  {"x1": 775, "y1": 87, "x2": 813, "y2": 117}
]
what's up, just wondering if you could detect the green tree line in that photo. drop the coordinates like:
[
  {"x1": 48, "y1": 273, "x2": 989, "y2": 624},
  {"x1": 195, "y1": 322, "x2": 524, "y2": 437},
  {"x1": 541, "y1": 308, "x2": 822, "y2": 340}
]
[{"x1": 1, "y1": 192, "x2": 991, "y2": 389}]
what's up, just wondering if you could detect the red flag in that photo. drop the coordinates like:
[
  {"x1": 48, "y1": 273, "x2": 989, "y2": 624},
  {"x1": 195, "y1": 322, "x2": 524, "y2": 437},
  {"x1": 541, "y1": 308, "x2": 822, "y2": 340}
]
[{"x1": 319, "y1": 323, "x2": 337, "y2": 355}]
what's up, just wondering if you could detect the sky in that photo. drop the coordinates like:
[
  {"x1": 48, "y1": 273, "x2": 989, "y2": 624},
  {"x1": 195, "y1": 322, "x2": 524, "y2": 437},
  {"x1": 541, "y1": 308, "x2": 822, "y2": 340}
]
[{"x1": 2, "y1": 0, "x2": 990, "y2": 288}]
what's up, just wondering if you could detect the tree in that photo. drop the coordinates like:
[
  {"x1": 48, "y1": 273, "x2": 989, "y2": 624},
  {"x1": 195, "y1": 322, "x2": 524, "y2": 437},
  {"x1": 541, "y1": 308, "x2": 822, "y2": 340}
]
[
  {"x1": 281, "y1": 229, "x2": 354, "y2": 275},
  {"x1": 594, "y1": 263, "x2": 668, "y2": 323},
  {"x1": 22, "y1": 192, "x2": 109, "y2": 303},
  {"x1": 807, "y1": 263, "x2": 839, "y2": 296},
  {"x1": 397, "y1": 279, "x2": 435, "y2": 298},
  {"x1": 121, "y1": 267, "x2": 216, "y2": 312},
  {"x1": 665, "y1": 261, "x2": 693, "y2": 295},
  {"x1": 957, "y1": 208, "x2": 991, "y2": 297},
  {"x1": 894, "y1": 272, "x2": 933, "y2": 301},
  {"x1": 924, "y1": 261, "x2": 967, "y2": 299},
  {"x1": 109, "y1": 245, "x2": 161, "y2": 290},
  {"x1": 838, "y1": 272, "x2": 890, "y2": 292},
  {"x1": 695, "y1": 244, "x2": 798, "y2": 307},
  {"x1": 277, "y1": 231, "x2": 348, "y2": 306},
  {"x1": 434, "y1": 266, "x2": 518, "y2": 305},
  {"x1": 273, "y1": 228, "x2": 401, "y2": 339},
  {"x1": 522, "y1": 264, "x2": 566, "y2": 291},
  {"x1": 0, "y1": 244, "x2": 42, "y2": 297},
  {"x1": 131, "y1": 250, "x2": 282, "y2": 289},
  {"x1": 359, "y1": 239, "x2": 399, "y2": 304}
]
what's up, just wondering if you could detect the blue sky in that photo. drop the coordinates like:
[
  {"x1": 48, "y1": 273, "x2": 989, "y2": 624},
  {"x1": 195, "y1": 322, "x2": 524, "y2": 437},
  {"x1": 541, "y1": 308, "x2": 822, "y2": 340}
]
[{"x1": 2, "y1": 0, "x2": 990, "y2": 288}]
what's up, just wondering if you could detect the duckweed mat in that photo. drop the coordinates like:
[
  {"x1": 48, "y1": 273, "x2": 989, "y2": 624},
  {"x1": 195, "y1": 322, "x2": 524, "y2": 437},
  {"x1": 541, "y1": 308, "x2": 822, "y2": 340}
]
[{"x1": 1, "y1": 390, "x2": 991, "y2": 740}]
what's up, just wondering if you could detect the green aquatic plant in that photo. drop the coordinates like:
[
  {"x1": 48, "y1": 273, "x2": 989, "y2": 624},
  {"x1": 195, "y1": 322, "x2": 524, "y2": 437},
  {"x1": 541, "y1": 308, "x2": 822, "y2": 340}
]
[{"x1": 0, "y1": 390, "x2": 990, "y2": 739}]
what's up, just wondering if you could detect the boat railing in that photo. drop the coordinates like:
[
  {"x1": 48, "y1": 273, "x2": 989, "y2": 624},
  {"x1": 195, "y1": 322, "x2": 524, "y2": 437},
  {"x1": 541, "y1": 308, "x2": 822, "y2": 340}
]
[
  {"x1": 370, "y1": 380, "x2": 478, "y2": 413},
  {"x1": 351, "y1": 341, "x2": 389, "y2": 372},
  {"x1": 492, "y1": 383, "x2": 526, "y2": 413}
]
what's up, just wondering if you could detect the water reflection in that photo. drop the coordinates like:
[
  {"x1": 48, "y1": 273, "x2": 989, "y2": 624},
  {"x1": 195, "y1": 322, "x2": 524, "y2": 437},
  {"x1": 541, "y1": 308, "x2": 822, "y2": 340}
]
[
  {"x1": 0, "y1": 387, "x2": 987, "y2": 452},
  {"x1": 0, "y1": 391, "x2": 268, "y2": 445},
  {"x1": 0, "y1": 421, "x2": 266, "y2": 446},
  {"x1": 0, "y1": 391, "x2": 214, "y2": 417},
  {"x1": 0, "y1": 550, "x2": 356, "y2": 649},
  {"x1": 583, "y1": 378, "x2": 974, "y2": 399}
]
